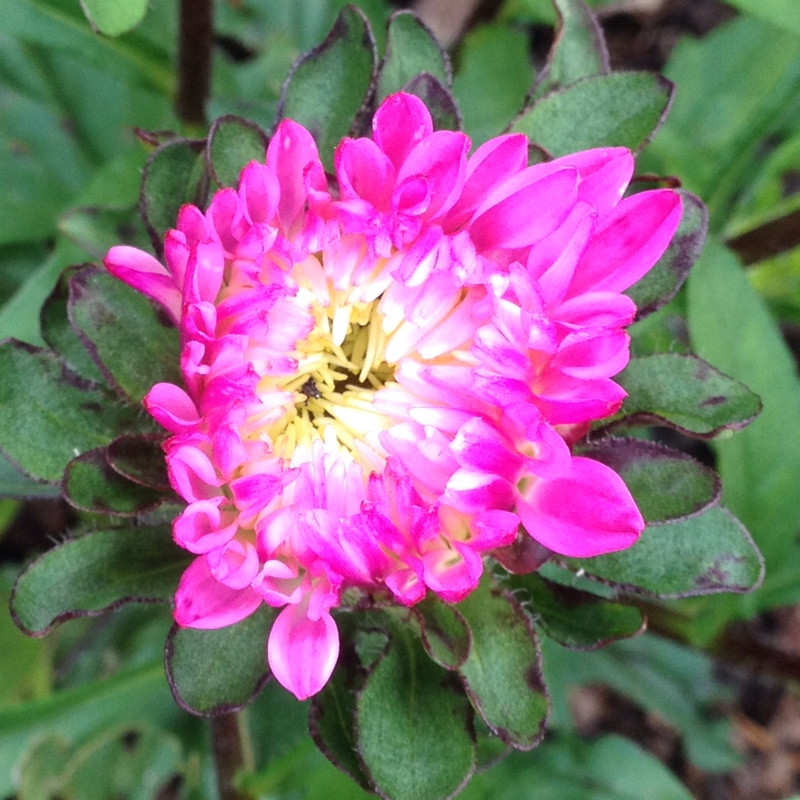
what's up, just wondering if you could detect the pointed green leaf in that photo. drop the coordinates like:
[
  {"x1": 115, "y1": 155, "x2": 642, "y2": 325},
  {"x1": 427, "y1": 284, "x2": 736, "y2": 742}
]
[
  {"x1": 278, "y1": 7, "x2": 377, "y2": 169},
  {"x1": 569, "y1": 504, "x2": 765, "y2": 598},
  {"x1": 40, "y1": 267, "x2": 105, "y2": 384},
  {"x1": 79, "y1": 0, "x2": 148, "y2": 36},
  {"x1": 457, "y1": 580, "x2": 549, "y2": 750},
  {"x1": 507, "y1": 573, "x2": 644, "y2": 650},
  {"x1": 580, "y1": 438, "x2": 720, "y2": 523},
  {"x1": 605, "y1": 353, "x2": 762, "y2": 438},
  {"x1": 0, "y1": 340, "x2": 140, "y2": 483},
  {"x1": 68, "y1": 266, "x2": 181, "y2": 402},
  {"x1": 165, "y1": 607, "x2": 274, "y2": 716},
  {"x1": 628, "y1": 191, "x2": 708, "y2": 318},
  {"x1": 378, "y1": 11, "x2": 450, "y2": 100},
  {"x1": 207, "y1": 115, "x2": 269, "y2": 188},
  {"x1": 530, "y1": 0, "x2": 609, "y2": 101},
  {"x1": 412, "y1": 595, "x2": 471, "y2": 670},
  {"x1": 62, "y1": 448, "x2": 164, "y2": 516},
  {"x1": 513, "y1": 72, "x2": 673, "y2": 156},
  {"x1": 107, "y1": 435, "x2": 170, "y2": 491},
  {"x1": 356, "y1": 625, "x2": 474, "y2": 800},
  {"x1": 0, "y1": 452, "x2": 59, "y2": 499},
  {"x1": 688, "y1": 240, "x2": 800, "y2": 587},
  {"x1": 11, "y1": 526, "x2": 190, "y2": 636},
  {"x1": 140, "y1": 139, "x2": 207, "y2": 253}
]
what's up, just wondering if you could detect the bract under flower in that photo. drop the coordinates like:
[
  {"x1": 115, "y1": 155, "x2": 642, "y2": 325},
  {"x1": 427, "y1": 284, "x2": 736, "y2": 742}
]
[{"x1": 105, "y1": 92, "x2": 681, "y2": 700}]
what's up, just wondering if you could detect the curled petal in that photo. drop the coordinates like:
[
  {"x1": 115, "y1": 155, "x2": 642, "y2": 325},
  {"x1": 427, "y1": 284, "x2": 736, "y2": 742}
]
[
  {"x1": 267, "y1": 602, "x2": 340, "y2": 700},
  {"x1": 144, "y1": 383, "x2": 200, "y2": 434},
  {"x1": 517, "y1": 456, "x2": 643, "y2": 558},
  {"x1": 174, "y1": 557, "x2": 262, "y2": 629}
]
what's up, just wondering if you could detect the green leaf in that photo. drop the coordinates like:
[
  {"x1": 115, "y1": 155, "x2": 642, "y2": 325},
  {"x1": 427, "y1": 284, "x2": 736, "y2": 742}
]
[
  {"x1": 0, "y1": 340, "x2": 141, "y2": 482},
  {"x1": 378, "y1": 11, "x2": 450, "y2": 100},
  {"x1": 40, "y1": 267, "x2": 105, "y2": 384},
  {"x1": 356, "y1": 625, "x2": 475, "y2": 800},
  {"x1": 0, "y1": 661, "x2": 176, "y2": 799},
  {"x1": 62, "y1": 448, "x2": 164, "y2": 516},
  {"x1": 457, "y1": 580, "x2": 549, "y2": 750},
  {"x1": 11, "y1": 525, "x2": 190, "y2": 635},
  {"x1": 627, "y1": 191, "x2": 708, "y2": 318},
  {"x1": 507, "y1": 573, "x2": 644, "y2": 650},
  {"x1": 58, "y1": 205, "x2": 150, "y2": 263},
  {"x1": 452, "y1": 24, "x2": 533, "y2": 146},
  {"x1": 106, "y1": 435, "x2": 170, "y2": 491},
  {"x1": 688, "y1": 239, "x2": 800, "y2": 589},
  {"x1": 140, "y1": 138, "x2": 208, "y2": 252},
  {"x1": 68, "y1": 266, "x2": 181, "y2": 402},
  {"x1": 79, "y1": 0, "x2": 148, "y2": 36},
  {"x1": 512, "y1": 72, "x2": 673, "y2": 156},
  {"x1": 606, "y1": 353, "x2": 762, "y2": 438},
  {"x1": 0, "y1": 451, "x2": 59, "y2": 499},
  {"x1": 278, "y1": 6, "x2": 377, "y2": 169},
  {"x1": 165, "y1": 607, "x2": 274, "y2": 716},
  {"x1": 580, "y1": 438, "x2": 720, "y2": 523},
  {"x1": 529, "y1": 0, "x2": 609, "y2": 101},
  {"x1": 206, "y1": 115, "x2": 269, "y2": 188},
  {"x1": 310, "y1": 636, "x2": 373, "y2": 790},
  {"x1": 569, "y1": 504, "x2": 765, "y2": 598},
  {"x1": 461, "y1": 733, "x2": 695, "y2": 800},
  {"x1": 412, "y1": 594, "x2": 471, "y2": 669}
]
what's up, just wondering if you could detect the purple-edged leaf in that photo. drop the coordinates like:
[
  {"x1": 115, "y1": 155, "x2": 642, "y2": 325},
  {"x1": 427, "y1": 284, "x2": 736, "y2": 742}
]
[
  {"x1": 0, "y1": 340, "x2": 140, "y2": 483},
  {"x1": 206, "y1": 116, "x2": 269, "y2": 189},
  {"x1": 140, "y1": 138, "x2": 207, "y2": 254},
  {"x1": 457, "y1": 580, "x2": 549, "y2": 750},
  {"x1": 493, "y1": 534, "x2": 553, "y2": 575},
  {"x1": 378, "y1": 11, "x2": 451, "y2": 100},
  {"x1": 68, "y1": 266, "x2": 181, "y2": 402},
  {"x1": 356, "y1": 625, "x2": 475, "y2": 800},
  {"x1": 529, "y1": 0, "x2": 610, "y2": 101},
  {"x1": 10, "y1": 526, "x2": 190, "y2": 636},
  {"x1": 605, "y1": 354, "x2": 762, "y2": 438},
  {"x1": 165, "y1": 607, "x2": 274, "y2": 716},
  {"x1": 0, "y1": 451, "x2": 59, "y2": 499},
  {"x1": 580, "y1": 438, "x2": 720, "y2": 523},
  {"x1": 412, "y1": 595, "x2": 471, "y2": 670},
  {"x1": 107, "y1": 435, "x2": 170, "y2": 491},
  {"x1": 402, "y1": 73, "x2": 461, "y2": 132},
  {"x1": 512, "y1": 72, "x2": 674, "y2": 156},
  {"x1": 62, "y1": 449, "x2": 164, "y2": 516},
  {"x1": 507, "y1": 573, "x2": 645, "y2": 650},
  {"x1": 278, "y1": 7, "x2": 377, "y2": 169},
  {"x1": 40, "y1": 267, "x2": 106, "y2": 384},
  {"x1": 310, "y1": 633, "x2": 374, "y2": 791},
  {"x1": 628, "y1": 191, "x2": 708, "y2": 318},
  {"x1": 566, "y1": 505, "x2": 765, "y2": 598}
]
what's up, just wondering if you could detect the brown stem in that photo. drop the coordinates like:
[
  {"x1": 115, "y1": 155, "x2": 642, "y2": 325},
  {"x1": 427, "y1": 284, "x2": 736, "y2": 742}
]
[
  {"x1": 211, "y1": 713, "x2": 249, "y2": 800},
  {"x1": 176, "y1": 0, "x2": 214, "y2": 127}
]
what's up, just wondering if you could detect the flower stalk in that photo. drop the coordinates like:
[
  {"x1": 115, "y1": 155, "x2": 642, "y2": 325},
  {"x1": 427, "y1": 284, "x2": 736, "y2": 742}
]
[{"x1": 211, "y1": 712, "x2": 250, "y2": 800}]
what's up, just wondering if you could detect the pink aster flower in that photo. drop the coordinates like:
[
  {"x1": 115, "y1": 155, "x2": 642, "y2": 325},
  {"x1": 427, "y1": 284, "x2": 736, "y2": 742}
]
[{"x1": 105, "y1": 92, "x2": 681, "y2": 700}]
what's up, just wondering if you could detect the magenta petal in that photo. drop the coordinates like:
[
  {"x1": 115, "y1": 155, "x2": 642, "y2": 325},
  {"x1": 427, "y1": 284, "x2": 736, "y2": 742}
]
[
  {"x1": 568, "y1": 189, "x2": 682, "y2": 297},
  {"x1": 518, "y1": 456, "x2": 643, "y2": 557},
  {"x1": 373, "y1": 92, "x2": 433, "y2": 171},
  {"x1": 469, "y1": 168, "x2": 579, "y2": 251},
  {"x1": 174, "y1": 556, "x2": 262, "y2": 629},
  {"x1": 104, "y1": 246, "x2": 182, "y2": 323},
  {"x1": 267, "y1": 603, "x2": 340, "y2": 700},
  {"x1": 144, "y1": 383, "x2": 200, "y2": 434}
]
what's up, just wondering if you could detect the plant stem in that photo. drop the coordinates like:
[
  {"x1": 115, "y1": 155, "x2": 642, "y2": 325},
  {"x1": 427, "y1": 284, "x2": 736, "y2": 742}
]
[
  {"x1": 211, "y1": 713, "x2": 250, "y2": 800},
  {"x1": 176, "y1": 0, "x2": 214, "y2": 128}
]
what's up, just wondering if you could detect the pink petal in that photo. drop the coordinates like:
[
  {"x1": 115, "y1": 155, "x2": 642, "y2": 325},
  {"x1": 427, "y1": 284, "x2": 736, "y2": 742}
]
[
  {"x1": 144, "y1": 383, "x2": 200, "y2": 434},
  {"x1": 267, "y1": 603, "x2": 340, "y2": 700},
  {"x1": 567, "y1": 189, "x2": 682, "y2": 297},
  {"x1": 373, "y1": 92, "x2": 433, "y2": 171},
  {"x1": 174, "y1": 556, "x2": 262, "y2": 629},
  {"x1": 239, "y1": 160, "x2": 279, "y2": 224},
  {"x1": 104, "y1": 246, "x2": 181, "y2": 323},
  {"x1": 517, "y1": 456, "x2": 643, "y2": 557},
  {"x1": 469, "y1": 168, "x2": 579, "y2": 251},
  {"x1": 335, "y1": 137, "x2": 395, "y2": 208}
]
